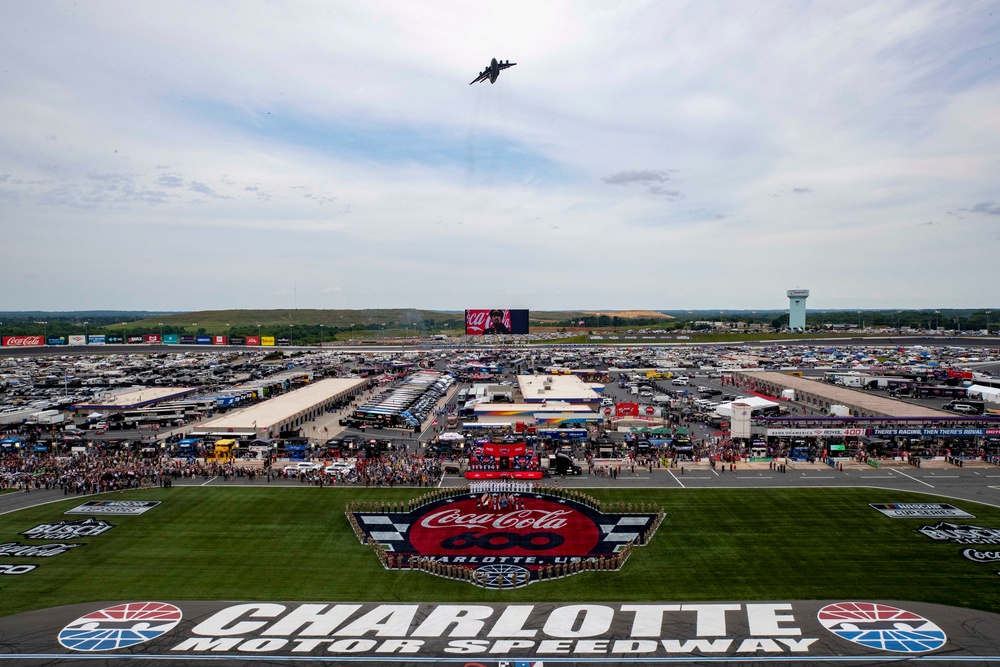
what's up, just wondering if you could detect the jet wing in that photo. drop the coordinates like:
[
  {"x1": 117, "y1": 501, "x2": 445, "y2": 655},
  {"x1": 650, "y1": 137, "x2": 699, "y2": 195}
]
[
  {"x1": 497, "y1": 62, "x2": 517, "y2": 70},
  {"x1": 469, "y1": 69, "x2": 489, "y2": 85}
]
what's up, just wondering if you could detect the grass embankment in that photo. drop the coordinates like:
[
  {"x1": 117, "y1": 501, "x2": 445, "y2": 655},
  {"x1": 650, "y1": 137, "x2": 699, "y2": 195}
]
[{"x1": 1, "y1": 487, "x2": 995, "y2": 616}]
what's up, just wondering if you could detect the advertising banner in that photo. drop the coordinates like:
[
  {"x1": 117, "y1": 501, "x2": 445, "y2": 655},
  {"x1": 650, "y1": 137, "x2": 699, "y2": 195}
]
[
  {"x1": 2, "y1": 336, "x2": 44, "y2": 347},
  {"x1": 88, "y1": 335, "x2": 106, "y2": 345},
  {"x1": 126, "y1": 335, "x2": 144, "y2": 344},
  {"x1": 870, "y1": 428, "x2": 988, "y2": 437},
  {"x1": 105, "y1": 335, "x2": 123, "y2": 344},
  {"x1": 144, "y1": 334, "x2": 161, "y2": 344},
  {"x1": 212, "y1": 336, "x2": 227, "y2": 345},
  {"x1": 162, "y1": 334, "x2": 179, "y2": 344},
  {"x1": 465, "y1": 309, "x2": 530, "y2": 335},
  {"x1": 195, "y1": 335, "x2": 212, "y2": 345},
  {"x1": 615, "y1": 402, "x2": 640, "y2": 417},
  {"x1": 261, "y1": 336, "x2": 275, "y2": 347},
  {"x1": 766, "y1": 428, "x2": 865, "y2": 437},
  {"x1": 244, "y1": 335, "x2": 260, "y2": 346},
  {"x1": 47, "y1": 337, "x2": 68, "y2": 346},
  {"x1": 276, "y1": 337, "x2": 291, "y2": 346},
  {"x1": 68, "y1": 335, "x2": 86, "y2": 346},
  {"x1": 179, "y1": 335, "x2": 195, "y2": 344},
  {"x1": 228, "y1": 336, "x2": 245, "y2": 346}
]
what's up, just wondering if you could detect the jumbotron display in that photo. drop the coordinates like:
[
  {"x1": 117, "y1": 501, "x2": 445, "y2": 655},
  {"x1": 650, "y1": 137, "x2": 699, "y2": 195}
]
[{"x1": 465, "y1": 309, "x2": 530, "y2": 335}]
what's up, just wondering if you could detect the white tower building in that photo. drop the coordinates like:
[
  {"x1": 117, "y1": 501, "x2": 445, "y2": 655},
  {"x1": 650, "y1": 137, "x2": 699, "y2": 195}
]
[{"x1": 787, "y1": 289, "x2": 809, "y2": 330}]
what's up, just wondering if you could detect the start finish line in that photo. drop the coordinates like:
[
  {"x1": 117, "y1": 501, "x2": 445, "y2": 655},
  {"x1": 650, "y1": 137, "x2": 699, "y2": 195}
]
[{"x1": 1, "y1": 599, "x2": 1000, "y2": 665}]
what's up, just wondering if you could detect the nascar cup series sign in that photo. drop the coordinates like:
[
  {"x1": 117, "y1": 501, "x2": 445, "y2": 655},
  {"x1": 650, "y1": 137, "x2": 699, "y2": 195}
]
[{"x1": 1, "y1": 599, "x2": 998, "y2": 665}]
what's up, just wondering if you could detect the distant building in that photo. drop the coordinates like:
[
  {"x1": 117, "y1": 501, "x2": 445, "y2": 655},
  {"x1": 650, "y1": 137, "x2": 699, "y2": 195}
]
[{"x1": 787, "y1": 289, "x2": 809, "y2": 330}]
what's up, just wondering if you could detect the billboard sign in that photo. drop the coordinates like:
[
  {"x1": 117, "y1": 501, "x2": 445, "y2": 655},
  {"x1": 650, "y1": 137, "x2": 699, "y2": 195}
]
[
  {"x1": 212, "y1": 336, "x2": 227, "y2": 345},
  {"x1": 615, "y1": 402, "x2": 639, "y2": 417},
  {"x1": 276, "y1": 337, "x2": 291, "y2": 346},
  {"x1": 144, "y1": 334, "x2": 161, "y2": 344},
  {"x1": 179, "y1": 335, "x2": 195, "y2": 344},
  {"x1": 245, "y1": 335, "x2": 260, "y2": 346},
  {"x1": 47, "y1": 336, "x2": 68, "y2": 346},
  {"x1": 162, "y1": 334, "x2": 179, "y2": 345},
  {"x1": 87, "y1": 335, "x2": 106, "y2": 345},
  {"x1": 105, "y1": 335, "x2": 123, "y2": 344},
  {"x1": 228, "y1": 336, "x2": 245, "y2": 346},
  {"x1": 195, "y1": 335, "x2": 212, "y2": 345},
  {"x1": 465, "y1": 309, "x2": 529, "y2": 335},
  {"x1": 3, "y1": 336, "x2": 44, "y2": 347},
  {"x1": 261, "y1": 336, "x2": 275, "y2": 347},
  {"x1": 126, "y1": 335, "x2": 144, "y2": 344},
  {"x1": 68, "y1": 335, "x2": 86, "y2": 346}
]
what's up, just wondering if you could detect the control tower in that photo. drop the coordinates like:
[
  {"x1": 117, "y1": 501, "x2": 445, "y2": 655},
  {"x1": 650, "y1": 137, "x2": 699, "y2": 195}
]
[{"x1": 787, "y1": 289, "x2": 809, "y2": 330}]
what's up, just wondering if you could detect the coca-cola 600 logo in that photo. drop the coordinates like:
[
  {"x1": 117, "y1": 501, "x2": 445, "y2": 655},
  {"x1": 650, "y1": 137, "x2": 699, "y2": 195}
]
[{"x1": 352, "y1": 490, "x2": 660, "y2": 589}]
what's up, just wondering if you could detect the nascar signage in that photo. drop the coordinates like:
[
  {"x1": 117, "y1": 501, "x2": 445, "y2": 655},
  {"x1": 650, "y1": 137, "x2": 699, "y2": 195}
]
[
  {"x1": 766, "y1": 428, "x2": 865, "y2": 437},
  {"x1": 1, "y1": 599, "x2": 998, "y2": 663}
]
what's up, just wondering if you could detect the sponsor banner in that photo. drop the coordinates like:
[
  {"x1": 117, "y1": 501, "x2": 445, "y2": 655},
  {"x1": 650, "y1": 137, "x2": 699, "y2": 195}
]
[
  {"x1": 126, "y1": 335, "x2": 144, "y2": 344},
  {"x1": 163, "y1": 334, "x2": 179, "y2": 344},
  {"x1": 88, "y1": 334, "x2": 107, "y2": 345},
  {"x1": 2, "y1": 335, "x2": 45, "y2": 347},
  {"x1": 21, "y1": 518, "x2": 115, "y2": 539},
  {"x1": 244, "y1": 335, "x2": 260, "y2": 346},
  {"x1": 3, "y1": 599, "x2": 1000, "y2": 662},
  {"x1": 767, "y1": 428, "x2": 864, "y2": 437},
  {"x1": 871, "y1": 503, "x2": 974, "y2": 519},
  {"x1": 0, "y1": 542, "x2": 81, "y2": 557},
  {"x1": 212, "y1": 335, "x2": 227, "y2": 345},
  {"x1": 144, "y1": 334, "x2": 161, "y2": 344},
  {"x1": 196, "y1": 335, "x2": 212, "y2": 345},
  {"x1": 179, "y1": 335, "x2": 196, "y2": 344},
  {"x1": 465, "y1": 309, "x2": 530, "y2": 335},
  {"x1": 105, "y1": 335, "x2": 124, "y2": 344},
  {"x1": 615, "y1": 402, "x2": 639, "y2": 417},
  {"x1": 871, "y1": 428, "x2": 987, "y2": 437},
  {"x1": 351, "y1": 490, "x2": 660, "y2": 588},
  {"x1": 261, "y1": 336, "x2": 275, "y2": 346},
  {"x1": 68, "y1": 335, "x2": 86, "y2": 346},
  {"x1": 917, "y1": 522, "x2": 1000, "y2": 544},
  {"x1": 0, "y1": 564, "x2": 36, "y2": 575},
  {"x1": 47, "y1": 336, "x2": 68, "y2": 346},
  {"x1": 276, "y1": 337, "x2": 291, "y2": 346},
  {"x1": 228, "y1": 335, "x2": 245, "y2": 345},
  {"x1": 65, "y1": 500, "x2": 161, "y2": 516}
]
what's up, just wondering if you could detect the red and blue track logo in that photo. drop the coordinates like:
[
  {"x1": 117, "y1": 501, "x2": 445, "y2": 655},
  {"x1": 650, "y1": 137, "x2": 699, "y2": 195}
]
[
  {"x1": 58, "y1": 602, "x2": 182, "y2": 651},
  {"x1": 818, "y1": 602, "x2": 946, "y2": 653}
]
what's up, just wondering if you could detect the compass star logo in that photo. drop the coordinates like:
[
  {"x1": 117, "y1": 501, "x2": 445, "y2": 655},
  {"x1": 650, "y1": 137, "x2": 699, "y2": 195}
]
[{"x1": 818, "y1": 602, "x2": 946, "y2": 653}]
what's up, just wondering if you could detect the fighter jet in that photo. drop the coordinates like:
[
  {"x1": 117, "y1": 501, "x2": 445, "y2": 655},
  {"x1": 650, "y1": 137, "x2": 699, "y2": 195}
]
[{"x1": 469, "y1": 58, "x2": 516, "y2": 85}]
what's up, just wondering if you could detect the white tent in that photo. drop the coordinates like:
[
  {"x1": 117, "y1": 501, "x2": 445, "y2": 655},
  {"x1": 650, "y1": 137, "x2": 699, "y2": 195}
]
[
  {"x1": 714, "y1": 396, "x2": 780, "y2": 418},
  {"x1": 966, "y1": 384, "x2": 1000, "y2": 404},
  {"x1": 439, "y1": 432, "x2": 465, "y2": 441}
]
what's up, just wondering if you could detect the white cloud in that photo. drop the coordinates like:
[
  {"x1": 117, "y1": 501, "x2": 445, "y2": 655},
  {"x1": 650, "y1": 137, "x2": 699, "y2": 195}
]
[{"x1": 0, "y1": 0, "x2": 998, "y2": 310}]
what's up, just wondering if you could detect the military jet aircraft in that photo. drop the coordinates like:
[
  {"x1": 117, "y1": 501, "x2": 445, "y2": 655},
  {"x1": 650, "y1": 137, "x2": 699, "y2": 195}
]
[{"x1": 469, "y1": 58, "x2": 516, "y2": 85}]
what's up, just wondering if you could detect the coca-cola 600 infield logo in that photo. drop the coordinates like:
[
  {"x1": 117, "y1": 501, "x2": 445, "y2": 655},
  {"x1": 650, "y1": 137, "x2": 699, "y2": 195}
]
[{"x1": 352, "y1": 490, "x2": 660, "y2": 588}]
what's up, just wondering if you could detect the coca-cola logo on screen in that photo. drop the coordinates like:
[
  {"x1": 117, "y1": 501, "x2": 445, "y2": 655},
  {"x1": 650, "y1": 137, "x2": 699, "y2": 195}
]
[{"x1": 2, "y1": 336, "x2": 44, "y2": 347}]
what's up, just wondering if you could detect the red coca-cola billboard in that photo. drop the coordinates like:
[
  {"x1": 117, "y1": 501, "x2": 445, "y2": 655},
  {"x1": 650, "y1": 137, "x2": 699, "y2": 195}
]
[
  {"x1": 615, "y1": 402, "x2": 639, "y2": 417},
  {"x1": 245, "y1": 335, "x2": 260, "y2": 346},
  {"x1": 465, "y1": 309, "x2": 530, "y2": 335},
  {"x1": 144, "y1": 334, "x2": 161, "y2": 344},
  {"x1": 2, "y1": 335, "x2": 44, "y2": 347}
]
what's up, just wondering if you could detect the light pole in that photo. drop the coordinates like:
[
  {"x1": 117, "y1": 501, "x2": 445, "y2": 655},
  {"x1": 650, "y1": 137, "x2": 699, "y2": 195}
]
[
  {"x1": 36, "y1": 321, "x2": 48, "y2": 343},
  {"x1": 226, "y1": 323, "x2": 231, "y2": 343},
  {"x1": 290, "y1": 323, "x2": 294, "y2": 347},
  {"x1": 896, "y1": 311, "x2": 901, "y2": 331},
  {"x1": 935, "y1": 310, "x2": 940, "y2": 331},
  {"x1": 158, "y1": 322, "x2": 164, "y2": 340},
  {"x1": 83, "y1": 321, "x2": 89, "y2": 342},
  {"x1": 857, "y1": 311, "x2": 862, "y2": 330},
  {"x1": 319, "y1": 324, "x2": 325, "y2": 347},
  {"x1": 988, "y1": 310, "x2": 992, "y2": 334}
]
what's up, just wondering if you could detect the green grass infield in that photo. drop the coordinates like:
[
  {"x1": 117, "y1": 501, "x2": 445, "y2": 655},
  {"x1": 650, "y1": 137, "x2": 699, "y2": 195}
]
[{"x1": 2, "y1": 486, "x2": 997, "y2": 617}]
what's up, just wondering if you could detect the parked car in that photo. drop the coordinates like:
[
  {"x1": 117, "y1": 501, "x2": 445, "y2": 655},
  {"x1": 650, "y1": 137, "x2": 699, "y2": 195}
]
[
  {"x1": 324, "y1": 462, "x2": 354, "y2": 474},
  {"x1": 283, "y1": 462, "x2": 322, "y2": 474}
]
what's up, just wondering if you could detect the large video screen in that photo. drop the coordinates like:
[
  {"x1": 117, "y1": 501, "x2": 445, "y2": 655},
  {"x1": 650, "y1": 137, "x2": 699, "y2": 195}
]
[{"x1": 465, "y1": 309, "x2": 530, "y2": 335}]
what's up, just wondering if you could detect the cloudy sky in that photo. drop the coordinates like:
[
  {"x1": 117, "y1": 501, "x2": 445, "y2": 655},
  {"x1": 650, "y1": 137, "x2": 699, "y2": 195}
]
[{"x1": 2, "y1": 1, "x2": 998, "y2": 312}]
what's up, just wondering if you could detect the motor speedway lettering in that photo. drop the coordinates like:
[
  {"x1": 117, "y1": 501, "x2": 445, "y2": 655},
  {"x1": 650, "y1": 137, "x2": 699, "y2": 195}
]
[{"x1": 2, "y1": 600, "x2": 999, "y2": 664}]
